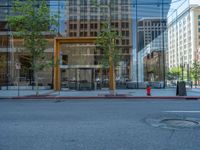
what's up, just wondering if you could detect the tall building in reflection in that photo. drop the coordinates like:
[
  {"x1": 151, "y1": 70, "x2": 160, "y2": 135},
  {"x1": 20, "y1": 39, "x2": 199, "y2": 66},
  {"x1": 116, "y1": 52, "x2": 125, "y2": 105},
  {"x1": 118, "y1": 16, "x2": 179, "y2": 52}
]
[
  {"x1": 65, "y1": 0, "x2": 133, "y2": 84},
  {"x1": 0, "y1": 0, "x2": 51, "y2": 87},
  {"x1": 137, "y1": 18, "x2": 167, "y2": 52},
  {"x1": 137, "y1": 18, "x2": 167, "y2": 83},
  {"x1": 168, "y1": 0, "x2": 200, "y2": 70}
]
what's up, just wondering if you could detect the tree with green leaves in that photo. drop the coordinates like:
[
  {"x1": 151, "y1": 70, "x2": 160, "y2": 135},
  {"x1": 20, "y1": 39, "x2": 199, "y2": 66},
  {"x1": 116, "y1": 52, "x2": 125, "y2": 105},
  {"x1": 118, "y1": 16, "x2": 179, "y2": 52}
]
[
  {"x1": 167, "y1": 67, "x2": 181, "y2": 81},
  {"x1": 191, "y1": 61, "x2": 200, "y2": 87},
  {"x1": 96, "y1": 25, "x2": 121, "y2": 92},
  {"x1": 8, "y1": 0, "x2": 58, "y2": 95},
  {"x1": 91, "y1": 0, "x2": 121, "y2": 94}
]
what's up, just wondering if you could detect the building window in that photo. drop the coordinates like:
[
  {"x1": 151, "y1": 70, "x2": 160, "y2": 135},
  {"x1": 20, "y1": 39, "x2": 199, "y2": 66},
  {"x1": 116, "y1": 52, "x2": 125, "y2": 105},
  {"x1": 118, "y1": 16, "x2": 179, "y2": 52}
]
[
  {"x1": 90, "y1": 7, "x2": 97, "y2": 13},
  {"x1": 69, "y1": 24, "x2": 77, "y2": 30},
  {"x1": 122, "y1": 22, "x2": 129, "y2": 28},
  {"x1": 199, "y1": 28, "x2": 200, "y2": 32},
  {"x1": 69, "y1": 7, "x2": 77, "y2": 13},
  {"x1": 90, "y1": 32, "x2": 97, "y2": 37},
  {"x1": 122, "y1": 14, "x2": 128, "y2": 20},
  {"x1": 80, "y1": 24, "x2": 87, "y2": 30},
  {"x1": 80, "y1": 0, "x2": 87, "y2": 5},
  {"x1": 69, "y1": 32, "x2": 77, "y2": 37},
  {"x1": 110, "y1": 0, "x2": 118, "y2": 4},
  {"x1": 100, "y1": 16, "x2": 107, "y2": 21},
  {"x1": 100, "y1": 0, "x2": 108, "y2": 5},
  {"x1": 111, "y1": 14, "x2": 118, "y2": 20},
  {"x1": 69, "y1": 16, "x2": 77, "y2": 21},
  {"x1": 69, "y1": 0, "x2": 77, "y2": 5},
  {"x1": 80, "y1": 32, "x2": 87, "y2": 37},
  {"x1": 90, "y1": 23, "x2": 98, "y2": 29},
  {"x1": 115, "y1": 39, "x2": 119, "y2": 45},
  {"x1": 80, "y1": 15, "x2": 87, "y2": 21},
  {"x1": 122, "y1": 31, "x2": 129, "y2": 37},
  {"x1": 122, "y1": 40, "x2": 125, "y2": 45},
  {"x1": 122, "y1": 48, "x2": 129, "y2": 54},
  {"x1": 126, "y1": 40, "x2": 129, "y2": 45},
  {"x1": 69, "y1": 24, "x2": 73, "y2": 29},
  {"x1": 121, "y1": 0, "x2": 128, "y2": 5},
  {"x1": 90, "y1": 15, "x2": 98, "y2": 21},
  {"x1": 198, "y1": 15, "x2": 200, "y2": 20},
  {"x1": 100, "y1": 7, "x2": 108, "y2": 13},
  {"x1": 121, "y1": 6, "x2": 128, "y2": 12},
  {"x1": 111, "y1": 22, "x2": 118, "y2": 28},
  {"x1": 80, "y1": 6, "x2": 87, "y2": 13},
  {"x1": 122, "y1": 39, "x2": 129, "y2": 45}
]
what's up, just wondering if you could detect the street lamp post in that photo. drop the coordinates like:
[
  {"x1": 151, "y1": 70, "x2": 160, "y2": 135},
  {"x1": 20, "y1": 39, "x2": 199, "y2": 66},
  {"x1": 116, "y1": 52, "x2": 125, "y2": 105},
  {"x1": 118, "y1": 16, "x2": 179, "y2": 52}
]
[
  {"x1": 181, "y1": 56, "x2": 185, "y2": 81},
  {"x1": 161, "y1": 0, "x2": 166, "y2": 88},
  {"x1": 187, "y1": 63, "x2": 189, "y2": 82},
  {"x1": 181, "y1": 64, "x2": 184, "y2": 81}
]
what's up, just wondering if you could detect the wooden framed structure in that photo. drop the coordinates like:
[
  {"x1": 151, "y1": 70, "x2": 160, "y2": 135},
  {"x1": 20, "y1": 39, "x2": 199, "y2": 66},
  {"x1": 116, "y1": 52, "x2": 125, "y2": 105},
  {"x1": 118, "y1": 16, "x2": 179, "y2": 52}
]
[
  {"x1": 54, "y1": 37, "x2": 116, "y2": 91},
  {"x1": 54, "y1": 37, "x2": 97, "y2": 91}
]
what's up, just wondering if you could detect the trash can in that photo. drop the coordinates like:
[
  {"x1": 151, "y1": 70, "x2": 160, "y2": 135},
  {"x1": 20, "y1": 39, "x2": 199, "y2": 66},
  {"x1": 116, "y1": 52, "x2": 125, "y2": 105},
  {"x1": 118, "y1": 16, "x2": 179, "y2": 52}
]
[{"x1": 176, "y1": 81, "x2": 187, "y2": 96}]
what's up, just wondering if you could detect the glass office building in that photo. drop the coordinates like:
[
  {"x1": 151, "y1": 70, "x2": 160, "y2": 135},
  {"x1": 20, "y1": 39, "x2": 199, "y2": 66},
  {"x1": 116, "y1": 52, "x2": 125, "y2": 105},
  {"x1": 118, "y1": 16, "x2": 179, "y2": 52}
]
[{"x1": 2, "y1": 0, "x2": 197, "y2": 90}]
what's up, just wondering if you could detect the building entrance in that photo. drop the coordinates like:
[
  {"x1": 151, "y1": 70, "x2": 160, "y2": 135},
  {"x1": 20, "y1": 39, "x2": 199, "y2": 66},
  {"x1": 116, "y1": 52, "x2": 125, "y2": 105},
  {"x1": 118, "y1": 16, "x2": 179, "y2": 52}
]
[
  {"x1": 54, "y1": 37, "x2": 96, "y2": 91},
  {"x1": 54, "y1": 37, "x2": 118, "y2": 91},
  {"x1": 61, "y1": 67, "x2": 95, "y2": 90}
]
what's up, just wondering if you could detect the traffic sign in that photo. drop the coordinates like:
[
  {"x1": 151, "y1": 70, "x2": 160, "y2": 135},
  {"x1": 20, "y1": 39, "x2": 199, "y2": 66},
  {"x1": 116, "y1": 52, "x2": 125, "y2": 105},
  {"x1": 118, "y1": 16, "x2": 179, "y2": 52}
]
[{"x1": 15, "y1": 63, "x2": 21, "y2": 70}]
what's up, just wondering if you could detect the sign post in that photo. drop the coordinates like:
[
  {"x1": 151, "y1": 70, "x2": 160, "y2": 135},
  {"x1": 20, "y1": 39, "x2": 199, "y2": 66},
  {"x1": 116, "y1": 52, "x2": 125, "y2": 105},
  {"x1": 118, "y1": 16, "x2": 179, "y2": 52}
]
[{"x1": 15, "y1": 63, "x2": 21, "y2": 96}]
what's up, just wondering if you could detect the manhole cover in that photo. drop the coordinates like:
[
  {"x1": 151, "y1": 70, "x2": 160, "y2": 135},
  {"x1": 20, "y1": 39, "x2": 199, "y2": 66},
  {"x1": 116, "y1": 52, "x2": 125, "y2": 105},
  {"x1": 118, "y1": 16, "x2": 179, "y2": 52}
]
[
  {"x1": 160, "y1": 119, "x2": 199, "y2": 128},
  {"x1": 145, "y1": 116, "x2": 200, "y2": 130}
]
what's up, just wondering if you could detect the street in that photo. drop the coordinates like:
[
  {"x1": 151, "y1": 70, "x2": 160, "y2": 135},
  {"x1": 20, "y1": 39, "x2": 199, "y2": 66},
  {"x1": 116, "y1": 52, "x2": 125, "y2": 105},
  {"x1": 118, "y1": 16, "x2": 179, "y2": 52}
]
[{"x1": 0, "y1": 99, "x2": 200, "y2": 150}]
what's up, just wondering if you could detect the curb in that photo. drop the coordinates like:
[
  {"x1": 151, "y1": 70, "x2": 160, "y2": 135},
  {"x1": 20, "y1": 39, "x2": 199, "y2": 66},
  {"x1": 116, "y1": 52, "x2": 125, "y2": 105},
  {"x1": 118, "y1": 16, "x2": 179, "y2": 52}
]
[{"x1": 1, "y1": 96, "x2": 200, "y2": 100}]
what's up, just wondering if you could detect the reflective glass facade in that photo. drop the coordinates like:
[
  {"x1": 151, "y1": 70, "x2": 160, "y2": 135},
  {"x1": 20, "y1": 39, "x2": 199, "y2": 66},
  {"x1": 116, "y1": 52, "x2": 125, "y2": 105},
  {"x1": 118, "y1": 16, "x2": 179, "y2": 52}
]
[{"x1": 1, "y1": 0, "x2": 200, "y2": 90}]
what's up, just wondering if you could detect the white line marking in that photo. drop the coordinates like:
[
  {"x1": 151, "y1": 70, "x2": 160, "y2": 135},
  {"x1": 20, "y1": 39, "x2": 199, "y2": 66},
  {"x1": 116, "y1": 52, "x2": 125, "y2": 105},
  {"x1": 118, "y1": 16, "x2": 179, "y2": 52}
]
[{"x1": 164, "y1": 111, "x2": 200, "y2": 113}]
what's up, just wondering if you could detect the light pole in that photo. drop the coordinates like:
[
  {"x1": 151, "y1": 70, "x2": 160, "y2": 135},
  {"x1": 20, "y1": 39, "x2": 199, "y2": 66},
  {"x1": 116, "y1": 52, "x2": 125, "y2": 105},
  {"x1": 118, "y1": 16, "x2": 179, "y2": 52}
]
[
  {"x1": 181, "y1": 56, "x2": 185, "y2": 81},
  {"x1": 161, "y1": 0, "x2": 165, "y2": 88},
  {"x1": 181, "y1": 64, "x2": 184, "y2": 81},
  {"x1": 135, "y1": 0, "x2": 139, "y2": 88},
  {"x1": 187, "y1": 63, "x2": 190, "y2": 82}
]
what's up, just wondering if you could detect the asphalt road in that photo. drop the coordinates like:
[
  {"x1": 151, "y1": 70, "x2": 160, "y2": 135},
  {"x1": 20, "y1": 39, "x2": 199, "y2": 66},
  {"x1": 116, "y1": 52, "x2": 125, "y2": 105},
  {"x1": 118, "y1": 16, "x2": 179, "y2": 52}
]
[{"x1": 0, "y1": 99, "x2": 200, "y2": 150}]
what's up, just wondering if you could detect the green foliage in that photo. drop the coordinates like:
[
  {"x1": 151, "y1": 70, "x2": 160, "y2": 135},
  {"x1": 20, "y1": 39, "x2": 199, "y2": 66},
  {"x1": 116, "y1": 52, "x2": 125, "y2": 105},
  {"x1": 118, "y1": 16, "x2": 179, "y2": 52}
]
[
  {"x1": 8, "y1": 0, "x2": 58, "y2": 72},
  {"x1": 7, "y1": 0, "x2": 58, "y2": 94},
  {"x1": 191, "y1": 61, "x2": 200, "y2": 84},
  {"x1": 91, "y1": 0, "x2": 121, "y2": 92},
  {"x1": 91, "y1": 0, "x2": 121, "y2": 69},
  {"x1": 167, "y1": 67, "x2": 181, "y2": 80},
  {"x1": 96, "y1": 25, "x2": 121, "y2": 68},
  {"x1": 90, "y1": 0, "x2": 98, "y2": 6}
]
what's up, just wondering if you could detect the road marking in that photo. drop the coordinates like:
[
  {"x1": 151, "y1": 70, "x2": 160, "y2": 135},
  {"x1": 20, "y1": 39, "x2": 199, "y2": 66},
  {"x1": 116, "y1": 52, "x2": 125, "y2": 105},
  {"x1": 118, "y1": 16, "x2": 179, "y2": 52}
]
[{"x1": 164, "y1": 111, "x2": 200, "y2": 113}]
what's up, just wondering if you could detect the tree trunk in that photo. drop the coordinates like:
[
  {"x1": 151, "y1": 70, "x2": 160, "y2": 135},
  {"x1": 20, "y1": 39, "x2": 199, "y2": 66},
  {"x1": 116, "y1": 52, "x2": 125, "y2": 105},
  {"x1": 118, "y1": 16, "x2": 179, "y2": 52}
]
[
  {"x1": 109, "y1": 56, "x2": 116, "y2": 95},
  {"x1": 195, "y1": 78, "x2": 197, "y2": 88},
  {"x1": 34, "y1": 71, "x2": 39, "y2": 96}
]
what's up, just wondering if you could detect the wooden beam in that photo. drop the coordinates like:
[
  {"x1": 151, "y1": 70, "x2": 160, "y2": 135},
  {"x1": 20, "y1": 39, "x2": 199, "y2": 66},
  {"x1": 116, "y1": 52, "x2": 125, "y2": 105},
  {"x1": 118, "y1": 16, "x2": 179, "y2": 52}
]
[
  {"x1": 54, "y1": 39, "x2": 61, "y2": 91},
  {"x1": 53, "y1": 37, "x2": 97, "y2": 91},
  {"x1": 55, "y1": 37, "x2": 96, "y2": 44}
]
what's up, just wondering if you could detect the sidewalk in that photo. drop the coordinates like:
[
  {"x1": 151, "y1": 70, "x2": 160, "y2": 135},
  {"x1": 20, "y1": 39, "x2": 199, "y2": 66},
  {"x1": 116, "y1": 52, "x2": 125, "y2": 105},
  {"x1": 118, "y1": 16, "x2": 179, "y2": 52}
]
[
  {"x1": 0, "y1": 88, "x2": 200, "y2": 99},
  {"x1": 0, "y1": 89, "x2": 53, "y2": 98}
]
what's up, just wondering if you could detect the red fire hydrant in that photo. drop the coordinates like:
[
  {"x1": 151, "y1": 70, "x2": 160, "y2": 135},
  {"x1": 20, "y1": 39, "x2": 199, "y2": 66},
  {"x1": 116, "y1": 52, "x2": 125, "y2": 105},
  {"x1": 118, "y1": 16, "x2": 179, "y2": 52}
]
[{"x1": 146, "y1": 85, "x2": 151, "y2": 96}]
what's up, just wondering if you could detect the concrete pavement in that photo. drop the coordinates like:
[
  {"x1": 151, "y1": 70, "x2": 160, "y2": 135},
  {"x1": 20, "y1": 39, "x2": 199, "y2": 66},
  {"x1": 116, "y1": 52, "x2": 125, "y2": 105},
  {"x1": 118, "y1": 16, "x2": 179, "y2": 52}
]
[{"x1": 0, "y1": 87, "x2": 200, "y2": 99}]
